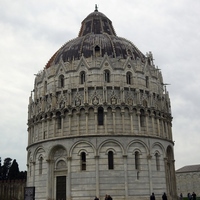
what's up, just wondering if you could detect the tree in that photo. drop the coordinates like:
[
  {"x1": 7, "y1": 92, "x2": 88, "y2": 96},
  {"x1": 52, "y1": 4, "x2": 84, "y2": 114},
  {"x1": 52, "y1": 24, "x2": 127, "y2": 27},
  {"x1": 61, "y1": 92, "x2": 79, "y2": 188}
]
[
  {"x1": 1, "y1": 157, "x2": 12, "y2": 179},
  {"x1": 8, "y1": 159, "x2": 19, "y2": 180}
]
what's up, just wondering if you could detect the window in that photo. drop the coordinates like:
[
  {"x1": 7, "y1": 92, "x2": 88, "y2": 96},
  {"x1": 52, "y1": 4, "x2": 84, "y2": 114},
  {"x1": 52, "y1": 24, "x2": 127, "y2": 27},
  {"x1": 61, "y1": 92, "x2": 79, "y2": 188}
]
[
  {"x1": 95, "y1": 45, "x2": 100, "y2": 57},
  {"x1": 39, "y1": 157, "x2": 43, "y2": 174},
  {"x1": 59, "y1": 75, "x2": 65, "y2": 88},
  {"x1": 81, "y1": 152, "x2": 86, "y2": 171},
  {"x1": 155, "y1": 153, "x2": 160, "y2": 171},
  {"x1": 135, "y1": 151, "x2": 140, "y2": 170},
  {"x1": 57, "y1": 112, "x2": 62, "y2": 129},
  {"x1": 80, "y1": 71, "x2": 85, "y2": 84},
  {"x1": 98, "y1": 107, "x2": 104, "y2": 125},
  {"x1": 104, "y1": 70, "x2": 110, "y2": 83},
  {"x1": 140, "y1": 109, "x2": 145, "y2": 127},
  {"x1": 108, "y1": 151, "x2": 114, "y2": 169},
  {"x1": 126, "y1": 72, "x2": 132, "y2": 84}
]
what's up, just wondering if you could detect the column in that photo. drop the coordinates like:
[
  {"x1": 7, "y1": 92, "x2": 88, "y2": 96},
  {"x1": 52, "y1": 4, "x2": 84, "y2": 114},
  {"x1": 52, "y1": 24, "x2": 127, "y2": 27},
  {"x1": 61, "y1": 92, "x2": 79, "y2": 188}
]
[
  {"x1": 104, "y1": 111, "x2": 107, "y2": 134},
  {"x1": 147, "y1": 154, "x2": 152, "y2": 194},
  {"x1": 85, "y1": 111, "x2": 88, "y2": 135},
  {"x1": 123, "y1": 155, "x2": 128, "y2": 198},
  {"x1": 76, "y1": 112, "x2": 80, "y2": 135},
  {"x1": 129, "y1": 111, "x2": 134, "y2": 134},
  {"x1": 95, "y1": 156, "x2": 100, "y2": 197},
  {"x1": 121, "y1": 110, "x2": 125, "y2": 134},
  {"x1": 112, "y1": 109, "x2": 116, "y2": 134},
  {"x1": 52, "y1": 113, "x2": 56, "y2": 137},
  {"x1": 94, "y1": 108, "x2": 97, "y2": 133},
  {"x1": 61, "y1": 113, "x2": 64, "y2": 136},
  {"x1": 68, "y1": 113, "x2": 72, "y2": 135},
  {"x1": 137, "y1": 110, "x2": 141, "y2": 134},
  {"x1": 67, "y1": 156, "x2": 72, "y2": 200},
  {"x1": 46, "y1": 159, "x2": 53, "y2": 200}
]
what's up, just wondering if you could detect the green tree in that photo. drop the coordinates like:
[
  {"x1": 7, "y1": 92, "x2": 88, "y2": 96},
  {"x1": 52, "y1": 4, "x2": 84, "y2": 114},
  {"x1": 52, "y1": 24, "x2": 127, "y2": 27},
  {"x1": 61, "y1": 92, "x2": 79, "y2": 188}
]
[
  {"x1": 8, "y1": 159, "x2": 19, "y2": 179},
  {"x1": 2, "y1": 157, "x2": 12, "y2": 179}
]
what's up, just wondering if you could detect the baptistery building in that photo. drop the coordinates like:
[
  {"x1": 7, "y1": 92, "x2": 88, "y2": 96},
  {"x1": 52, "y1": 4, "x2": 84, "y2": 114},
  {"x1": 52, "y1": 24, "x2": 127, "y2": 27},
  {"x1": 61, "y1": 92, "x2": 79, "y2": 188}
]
[{"x1": 26, "y1": 7, "x2": 177, "y2": 200}]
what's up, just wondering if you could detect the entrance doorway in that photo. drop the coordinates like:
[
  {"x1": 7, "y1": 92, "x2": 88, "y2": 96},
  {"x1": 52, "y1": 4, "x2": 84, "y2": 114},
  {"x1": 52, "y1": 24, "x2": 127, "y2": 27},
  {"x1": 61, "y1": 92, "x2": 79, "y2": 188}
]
[{"x1": 56, "y1": 176, "x2": 66, "y2": 200}]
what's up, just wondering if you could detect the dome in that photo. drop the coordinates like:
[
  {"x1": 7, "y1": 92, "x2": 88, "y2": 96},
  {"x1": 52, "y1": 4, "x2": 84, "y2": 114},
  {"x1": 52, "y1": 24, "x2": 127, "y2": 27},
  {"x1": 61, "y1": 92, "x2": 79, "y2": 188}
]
[{"x1": 46, "y1": 8, "x2": 145, "y2": 68}]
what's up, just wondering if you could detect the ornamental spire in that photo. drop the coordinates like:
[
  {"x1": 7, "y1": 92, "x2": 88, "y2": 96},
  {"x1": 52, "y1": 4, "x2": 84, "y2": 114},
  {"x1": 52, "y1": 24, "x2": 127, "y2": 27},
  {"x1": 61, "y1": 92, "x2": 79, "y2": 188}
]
[{"x1": 95, "y1": 4, "x2": 98, "y2": 12}]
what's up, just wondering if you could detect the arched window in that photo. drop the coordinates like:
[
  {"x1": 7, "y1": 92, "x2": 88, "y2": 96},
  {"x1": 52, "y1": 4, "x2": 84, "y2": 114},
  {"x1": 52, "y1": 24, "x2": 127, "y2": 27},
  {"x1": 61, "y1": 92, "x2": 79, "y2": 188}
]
[
  {"x1": 95, "y1": 45, "x2": 100, "y2": 57},
  {"x1": 104, "y1": 70, "x2": 110, "y2": 83},
  {"x1": 80, "y1": 71, "x2": 86, "y2": 84},
  {"x1": 39, "y1": 156, "x2": 43, "y2": 174},
  {"x1": 81, "y1": 152, "x2": 86, "y2": 171},
  {"x1": 126, "y1": 72, "x2": 132, "y2": 85},
  {"x1": 57, "y1": 112, "x2": 62, "y2": 129},
  {"x1": 135, "y1": 151, "x2": 140, "y2": 170},
  {"x1": 58, "y1": 75, "x2": 65, "y2": 88},
  {"x1": 108, "y1": 151, "x2": 114, "y2": 169},
  {"x1": 98, "y1": 107, "x2": 104, "y2": 125},
  {"x1": 140, "y1": 109, "x2": 145, "y2": 127},
  {"x1": 155, "y1": 152, "x2": 160, "y2": 171}
]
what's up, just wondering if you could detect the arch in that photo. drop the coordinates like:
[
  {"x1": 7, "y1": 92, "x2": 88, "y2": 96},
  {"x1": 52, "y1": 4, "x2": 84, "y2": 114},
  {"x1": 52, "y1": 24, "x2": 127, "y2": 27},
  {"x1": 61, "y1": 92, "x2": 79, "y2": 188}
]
[
  {"x1": 98, "y1": 139, "x2": 125, "y2": 156},
  {"x1": 48, "y1": 144, "x2": 67, "y2": 160},
  {"x1": 126, "y1": 139, "x2": 149, "y2": 155},
  {"x1": 151, "y1": 142, "x2": 165, "y2": 154},
  {"x1": 55, "y1": 158, "x2": 67, "y2": 170},
  {"x1": 69, "y1": 140, "x2": 96, "y2": 157},
  {"x1": 33, "y1": 146, "x2": 46, "y2": 161}
]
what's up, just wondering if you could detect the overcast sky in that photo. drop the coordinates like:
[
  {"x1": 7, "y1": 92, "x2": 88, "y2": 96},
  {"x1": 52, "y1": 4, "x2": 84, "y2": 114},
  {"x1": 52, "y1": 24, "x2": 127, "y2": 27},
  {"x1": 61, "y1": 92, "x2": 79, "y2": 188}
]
[{"x1": 0, "y1": 0, "x2": 200, "y2": 171}]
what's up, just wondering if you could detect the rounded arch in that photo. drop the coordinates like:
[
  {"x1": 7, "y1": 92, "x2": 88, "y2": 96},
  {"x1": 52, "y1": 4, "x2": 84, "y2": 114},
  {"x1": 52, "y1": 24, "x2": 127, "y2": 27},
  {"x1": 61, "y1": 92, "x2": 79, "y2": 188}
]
[
  {"x1": 151, "y1": 142, "x2": 165, "y2": 155},
  {"x1": 33, "y1": 146, "x2": 46, "y2": 161},
  {"x1": 54, "y1": 158, "x2": 67, "y2": 170},
  {"x1": 105, "y1": 148, "x2": 117, "y2": 155},
  {"x1": 69, "y1": 140, "x2": 96, "y2": 157},
  {"x1": 47, "y1": 144, "x2": 67, "y2": 160},
  {"x1": 166, "y1": 145, "x2": 174, "y2": 160},
  {"x1": 98, "y1": 139, "x2": 125, "y2": 156},
  {"x1": 126, "y1": 139, "x2": 149, "y2": 155}
]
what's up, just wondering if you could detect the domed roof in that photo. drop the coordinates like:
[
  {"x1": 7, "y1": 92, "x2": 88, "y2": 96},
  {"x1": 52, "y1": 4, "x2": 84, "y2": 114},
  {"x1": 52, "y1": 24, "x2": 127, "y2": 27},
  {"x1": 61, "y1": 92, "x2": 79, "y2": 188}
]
[{"x1": 46, "y1": 7, "x2": 145, "y2": 68}]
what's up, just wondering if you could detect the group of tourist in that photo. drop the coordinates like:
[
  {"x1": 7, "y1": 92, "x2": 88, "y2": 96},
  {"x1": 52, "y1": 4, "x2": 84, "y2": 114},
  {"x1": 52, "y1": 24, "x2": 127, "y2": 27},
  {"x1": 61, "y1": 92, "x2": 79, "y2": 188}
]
[
  {"x1": 94, "y1": 194, "x2": 113, "y2": 200},
  {"x1": 186, "y1": 192, "x2": 197, "y2": 200},
  {"x1": 94, "y1": 192, "x2": 198, "y2": 200},
  {"x1": 150, "y1": 192, "x2": 168, "y2": 200}
]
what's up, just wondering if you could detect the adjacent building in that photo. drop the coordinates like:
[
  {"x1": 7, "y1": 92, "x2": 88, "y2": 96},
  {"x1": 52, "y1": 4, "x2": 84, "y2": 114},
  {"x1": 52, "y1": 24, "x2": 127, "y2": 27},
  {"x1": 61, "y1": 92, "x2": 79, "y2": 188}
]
[
  {"x1": 176, "y1": 164, "x2": 200, "y2": 197},
  {"x1": 26, "y1": 6, "x2": 177, "y2": 200}
]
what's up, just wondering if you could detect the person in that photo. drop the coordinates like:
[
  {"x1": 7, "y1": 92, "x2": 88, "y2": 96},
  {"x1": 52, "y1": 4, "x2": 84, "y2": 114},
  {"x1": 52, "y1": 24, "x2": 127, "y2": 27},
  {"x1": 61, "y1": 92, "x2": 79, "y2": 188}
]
[
  {"x1": 107, "y1": 195, "x2": 112, "y2": 200},
  {"x1": 179, "y1": 193, "x2": 183, "y2": 200},
  {"x1": 150, "y1": 193, "x2": 155, "y2": 200},
  {"x1": 192, "y1": 192, "x2": 196, "y2": 200},
  {"x1": 162, "y1": 192, "x2": 167, "y2": 200},
  {"x1": 105, "y1": 194, "x2": 108, "y2": 200},
  {"x1": 94, "y1": 196, "x2": 99, "y2": 200}
]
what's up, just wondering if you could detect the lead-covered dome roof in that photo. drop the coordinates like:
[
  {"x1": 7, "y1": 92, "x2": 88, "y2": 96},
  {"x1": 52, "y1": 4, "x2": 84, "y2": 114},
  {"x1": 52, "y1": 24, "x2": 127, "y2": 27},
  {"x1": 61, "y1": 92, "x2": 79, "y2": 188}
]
[{"x1": 46, "y1": 7, "x2": 145, "y2": 68}]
